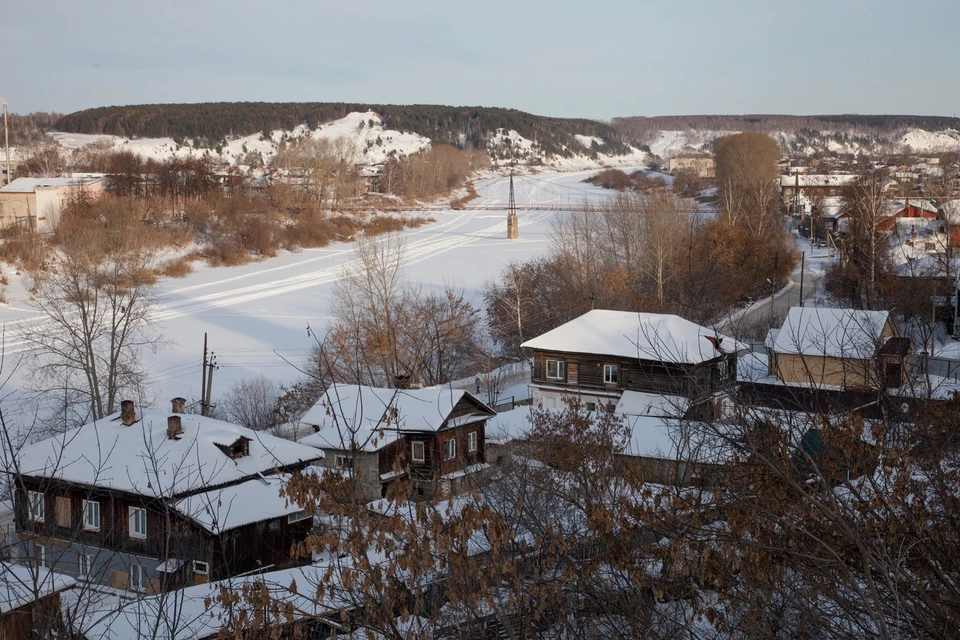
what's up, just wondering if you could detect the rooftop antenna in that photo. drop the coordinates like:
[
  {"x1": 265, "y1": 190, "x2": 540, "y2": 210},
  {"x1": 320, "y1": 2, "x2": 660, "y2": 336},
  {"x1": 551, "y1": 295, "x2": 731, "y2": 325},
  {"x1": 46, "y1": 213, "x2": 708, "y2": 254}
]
[
  {"x1": 506, "y1": 167, "x2": 518, "y2": 240},
  {"x1": 1, "y1": 98, "x2": 10, "y2": 185}
]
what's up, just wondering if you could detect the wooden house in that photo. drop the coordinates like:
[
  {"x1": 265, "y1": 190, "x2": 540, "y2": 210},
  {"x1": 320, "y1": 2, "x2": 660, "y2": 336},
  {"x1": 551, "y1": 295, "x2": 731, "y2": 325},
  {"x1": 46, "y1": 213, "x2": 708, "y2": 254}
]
[
  {"x1": 13, "y1": 399, "x2": 322, "y2": 594},
  {"x1": 0, "y1": 563, "x2": 75, "y2": 640},
  {"x1": 298, "y1": 385, "x2": 496, "y2": 501},
  {"x1": 766, "y1": 307, "x2": 911, "y2": 390},
  {"x1": 520, "y1": 310, "x2": 742, "y2": 419}
]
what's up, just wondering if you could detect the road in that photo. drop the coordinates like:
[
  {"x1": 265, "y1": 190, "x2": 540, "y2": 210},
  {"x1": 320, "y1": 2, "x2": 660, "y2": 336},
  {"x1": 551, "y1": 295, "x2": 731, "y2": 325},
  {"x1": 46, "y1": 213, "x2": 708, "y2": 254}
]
[{"x1": 718, "y1": 243, "x2": 832, "y2": 340}]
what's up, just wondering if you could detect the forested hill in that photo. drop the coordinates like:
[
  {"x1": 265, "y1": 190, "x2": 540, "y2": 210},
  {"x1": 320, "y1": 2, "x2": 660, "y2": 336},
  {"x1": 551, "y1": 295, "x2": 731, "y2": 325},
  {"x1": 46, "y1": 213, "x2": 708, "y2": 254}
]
[
  {"x1": 613, "y1": 114, "x2": 960, "y2": 143},
  {"x1": 56, "y1": 102, "x2": 631, "y2": 157}
]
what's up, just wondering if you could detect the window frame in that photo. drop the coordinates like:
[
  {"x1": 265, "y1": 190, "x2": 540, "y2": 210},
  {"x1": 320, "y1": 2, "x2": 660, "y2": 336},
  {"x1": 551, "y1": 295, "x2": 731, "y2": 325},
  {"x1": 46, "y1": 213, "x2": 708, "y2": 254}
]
[
  {"x1": 411, "y1": 440, "x2": 426, "y2": 463},
  {"x1": 193, "y1": 560, "x2": 209, "y2": 576},
  {"x1": 129, "y1": 506, "x2": 147, "y2": 539},
  {"x1": 83, "y1": 499, "x2": 100, "y2": 532},
  {"x1": 545, "y1": 359, "x2": 566, "y2": 380},
  {"x1": 443, "y1": 438, "x2": 457, "y2": 461},
  {"x1": 467, "y1": 431, "x2": 478, "y2": 453},
  {"x1": 34, "y1": 543, "x2": 46, "y2": 569},
  {"x1": 287, "y1": 510, "x2": 311, "y2": 524},
  {"x1": 79, "y1": 552, "x2": 93, "y2": 578},
  {"x1": 28, "y1": 490, "x2": 44, "y2": 523},
  {"x1": 603, "y1": 364, "x2": 619, "y2": 385},
  {"x1": 130, "y1": 563, "x2": 146, "y2": 592},
  {"x1": 334, "y1": 454, "x2": 353, "y2": 469}
]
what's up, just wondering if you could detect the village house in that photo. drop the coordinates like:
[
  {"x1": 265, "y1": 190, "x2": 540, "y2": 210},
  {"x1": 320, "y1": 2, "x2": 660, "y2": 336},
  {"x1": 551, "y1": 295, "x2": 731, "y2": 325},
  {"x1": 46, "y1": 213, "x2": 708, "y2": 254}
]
[
  {"x1": 780, "y1": 173, "x2": 860, "y2": 211},
  {"x1": 521, "y1": 309, "x2": 742, "y2": 419},
  {"x1": 0, "y1": 175, "x2": 105, "y2": 232},
  {"x1": 13, "y1": 399, "x2": 322, "y2": 594},
  {"x1": 668, "y1": 155, "x2": 715, "y2": 178},
  {"x1": 765, "y1": 307, "x2": 910, "y2": 391},
  {"x1": 0, "y1": 563, "x2": 75, "y2": 640},
  {"x1": 298, "y1": 385, "x2": 497, "y2": 501}
]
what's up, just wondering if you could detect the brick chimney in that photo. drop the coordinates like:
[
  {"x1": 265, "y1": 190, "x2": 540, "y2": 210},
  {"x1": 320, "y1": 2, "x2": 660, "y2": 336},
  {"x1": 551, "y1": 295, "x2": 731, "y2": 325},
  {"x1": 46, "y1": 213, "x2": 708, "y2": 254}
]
[
  {"x1": 167, "y1": 416, "x2": 183, "y2": 440},
  {"x1": 171, "y1": 397, "x2": 186, "y2": 414},
  {"x1": 120, "y1": 400, "x2": 136, "y2": 426}
]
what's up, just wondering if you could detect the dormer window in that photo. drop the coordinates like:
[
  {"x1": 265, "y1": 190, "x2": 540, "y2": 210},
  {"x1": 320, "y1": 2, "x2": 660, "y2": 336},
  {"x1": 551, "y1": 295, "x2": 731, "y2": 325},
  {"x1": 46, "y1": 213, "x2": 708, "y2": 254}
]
[{"x1": 215, "y1": 436, "x2": 252, "y2": 460}]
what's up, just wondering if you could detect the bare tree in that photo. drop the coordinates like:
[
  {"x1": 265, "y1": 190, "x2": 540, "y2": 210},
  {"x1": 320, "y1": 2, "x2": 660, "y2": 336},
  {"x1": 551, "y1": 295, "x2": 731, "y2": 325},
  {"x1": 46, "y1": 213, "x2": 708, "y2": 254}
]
[{"x1": 218, "y1": 375, "x2": 282, "y2": 431}]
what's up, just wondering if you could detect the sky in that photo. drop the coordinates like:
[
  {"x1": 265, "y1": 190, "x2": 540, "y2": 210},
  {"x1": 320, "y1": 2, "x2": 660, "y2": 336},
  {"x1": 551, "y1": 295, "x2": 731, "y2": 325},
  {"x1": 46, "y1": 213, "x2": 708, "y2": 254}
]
[{"x1": 3, "y1": 0, "x2": 960, "y2": 120}]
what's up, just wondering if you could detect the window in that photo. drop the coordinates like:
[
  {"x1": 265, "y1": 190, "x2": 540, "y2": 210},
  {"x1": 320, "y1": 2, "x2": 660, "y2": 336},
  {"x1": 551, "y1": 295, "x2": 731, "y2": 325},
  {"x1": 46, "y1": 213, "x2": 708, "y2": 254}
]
[
  {"x1": 411, "y1": 441, "x2": 425, "y2": 463},
  {"x1": 585, "y1": 402, "x2": 597, "y2": 412},
  {"x1": 129, "y1": 507, "x2": 147, "y2": 539},
  {"x1": 603, "y1": 364, "x2": 619, "y2": 385},
  {"x1": 545, "y1": 359, "x2": 565, "y2": 380},
  {"x1": 193, "y1": 560, "x2": 209, "y2": 576},
  {"x1": 335, "y1": 454, "x2": 353, "y2": 468},
  {"x1": 287, "y1": 510, "x2": 311, "y2": 524},
  {"x1": 79, "y1": 553, "x2": 93, "y2": 578},
  {"x1": 467, "y1": 431, "x2": 478, "y2": 453},
  {"x1": 55, "y1": 496, "x2": 71, "y2": 528},
  {"x1": 130, "y1": 563, "x2": 146, "y2": 592},
  {"x1": 83, "y1": 500, "x2": 100, "y2": 531},
  {"x1": 443, "y1": 438, "x2": 457, "y2": 461},
  {"x1": 34, "y1": 543, "x2": 46, "y2": 569},
  {"x1": 28, "y1": 491, "x2": 44, "y2": 523}
]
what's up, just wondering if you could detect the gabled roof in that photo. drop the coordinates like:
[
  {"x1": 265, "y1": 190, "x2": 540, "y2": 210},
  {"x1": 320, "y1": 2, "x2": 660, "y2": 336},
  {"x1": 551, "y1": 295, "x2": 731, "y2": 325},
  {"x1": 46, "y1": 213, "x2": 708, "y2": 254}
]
[
  {"x1": 0, "y1": 176, "x2": 102, "y2": 193},
  {"x1": 771, "y1": 307, "x2": 891, "y2": 360},
  {"x1": 172, "y1": 474, "x2": 307, "y2": 534},
  {"x1": 16, "y1": 410, "x2": 323, "y2": 498},
  {"x1": 520, "y1": 309, "x2": 740, "y2": 365},
  {"x1": 299, "y1": 385, "x2": 494, "y2": 452},
  {"x1": 0, "y1": 563, "x2": 75, "y2": 614}
]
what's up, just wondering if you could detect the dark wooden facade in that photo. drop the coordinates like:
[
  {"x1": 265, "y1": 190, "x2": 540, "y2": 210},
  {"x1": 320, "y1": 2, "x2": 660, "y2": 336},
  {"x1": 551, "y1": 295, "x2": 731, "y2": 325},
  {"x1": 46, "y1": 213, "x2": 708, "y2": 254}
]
[
  {"x1": 530, "y1": 349, "x2": 737, "y2": 403},
  {"x1": 0, "y1": 592, "x2": 66, "y2": 640},
  {"x1": 14, "y1": 474, "x2": 313, "y2": 590}
]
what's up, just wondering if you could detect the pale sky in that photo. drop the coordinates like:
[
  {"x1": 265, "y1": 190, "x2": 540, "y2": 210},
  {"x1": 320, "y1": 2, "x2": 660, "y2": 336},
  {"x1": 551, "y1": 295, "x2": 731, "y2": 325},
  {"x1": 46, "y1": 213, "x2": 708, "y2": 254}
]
[{"x1": 4, "y1": 0, "x2": 959, "y2": 119}]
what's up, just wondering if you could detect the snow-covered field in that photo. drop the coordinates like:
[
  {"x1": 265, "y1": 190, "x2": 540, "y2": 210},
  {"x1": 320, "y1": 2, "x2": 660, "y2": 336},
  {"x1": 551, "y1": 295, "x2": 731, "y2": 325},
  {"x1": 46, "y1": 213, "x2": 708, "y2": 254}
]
[{"x1": 0, "y1": 169, "x2": 632, "y2": 417}]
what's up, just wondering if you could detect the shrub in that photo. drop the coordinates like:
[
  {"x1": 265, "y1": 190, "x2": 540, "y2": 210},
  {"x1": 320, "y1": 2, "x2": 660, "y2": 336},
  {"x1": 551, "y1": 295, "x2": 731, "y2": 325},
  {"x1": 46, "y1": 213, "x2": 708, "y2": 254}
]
[{"x1": 158, "y1": 256, "x2": 194, "y2": 278}]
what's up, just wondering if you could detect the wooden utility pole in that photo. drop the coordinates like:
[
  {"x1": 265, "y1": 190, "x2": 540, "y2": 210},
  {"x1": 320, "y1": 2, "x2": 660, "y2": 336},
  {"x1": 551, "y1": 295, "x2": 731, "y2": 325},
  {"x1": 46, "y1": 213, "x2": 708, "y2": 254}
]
[
  {"x1": 2, "y1": 99, "x2": 10, "y2": 185},
  {"x1": 799, "y1": 251, "x2": 805, "y2": 306},
  {"x1": 201, "y1": 333, "x2": 208, "y2": 416},
  {"x1": 506, "y1": 170, "x2": 518, "y2": 240},
  {"x1": 204, "y1": 352, "x2": 216, "y2": 416}
]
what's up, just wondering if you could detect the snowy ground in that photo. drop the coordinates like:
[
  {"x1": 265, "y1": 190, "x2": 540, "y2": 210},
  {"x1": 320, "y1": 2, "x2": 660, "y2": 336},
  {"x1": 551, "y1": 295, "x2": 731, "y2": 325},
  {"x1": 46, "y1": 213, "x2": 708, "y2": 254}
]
[{"x1": 0, "y1": 169, "x2": 634, "y2": 419}]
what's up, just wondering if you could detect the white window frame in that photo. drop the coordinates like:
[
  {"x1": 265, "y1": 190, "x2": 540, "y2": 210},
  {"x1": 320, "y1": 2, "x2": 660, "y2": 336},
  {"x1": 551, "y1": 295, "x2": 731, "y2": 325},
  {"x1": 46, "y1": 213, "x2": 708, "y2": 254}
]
[
  {"x1": 83, "y1": 500, "x2": 100, "y2": 531},
  {"x1": 335, "y1": 454, "x2": 352, "y2": 468},
  {"x1": 193, "y1": 560, "x2": 209, "y2": 576},
  {"x1": 34, "y1": 543, "x2": 46, "y2": 569},
  {"x1": 467, "y1": 431, "x2": 478, "y2": 453},
  {"x1": 130, "y1": 563, "x2": 146, "y2": 592},
  {"x1": 411, "y1": 441, "x2": 425, "y2": 463},
  {"x1": 28, "y1": 490, "x2": 44, "y2": 523},
  {"x1": 545, "y1": 359, "x2": 565, "y2": 380},
  {"x1": 603, "y1": 364, "x2": 619, "y2": 385},
  {"x1": 79, "y1": 552, "x2": 93, "y2": 578},
  {"x1": 443, "y1": 438, "x2": 457, "y2": 461},
  {"x1": 287, "y1": 510, "x2": 311, "y2": 524},
  {"x1": 129, "y1": 507, "x2": 147, "y2": 539}
]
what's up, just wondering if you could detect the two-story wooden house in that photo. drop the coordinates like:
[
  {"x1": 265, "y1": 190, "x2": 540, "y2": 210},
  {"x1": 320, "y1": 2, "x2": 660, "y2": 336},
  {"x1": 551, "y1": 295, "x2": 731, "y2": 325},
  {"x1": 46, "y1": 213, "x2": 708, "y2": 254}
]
[
  {"x1": 298, "y1": 385, "x2": 496, "y2": 500},
  {"x1": 521, "y1": 310, "x2": 742, "y2": 418},
  {"x1": 13, "y1": 399, "x2": 323, "y2": 594}
]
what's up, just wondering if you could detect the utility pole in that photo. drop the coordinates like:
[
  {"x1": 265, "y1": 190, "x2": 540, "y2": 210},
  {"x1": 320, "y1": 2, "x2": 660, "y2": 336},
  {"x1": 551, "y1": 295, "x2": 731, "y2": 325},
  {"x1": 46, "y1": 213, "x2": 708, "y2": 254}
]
[
  {"x1": 204, "y1": 352, "x2": 217, "y2": 416},
  {"x1": 201, "y1": 333, "x2": 208, "y2": 416},
  {"x1": 799, "y1": 251, "x2": 805, "y2": 307},
  {"x1": 506, "y1": 169, "x2": 518, "y2": 240},
  {"x1": 2, "y1": 99, "x2": 10, "y2": 185}
]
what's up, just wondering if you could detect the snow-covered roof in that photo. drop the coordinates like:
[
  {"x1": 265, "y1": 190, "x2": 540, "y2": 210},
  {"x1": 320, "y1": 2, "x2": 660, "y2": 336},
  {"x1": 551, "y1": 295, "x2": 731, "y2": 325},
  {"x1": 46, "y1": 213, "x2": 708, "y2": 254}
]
[
  {"x1": 615, "y1": 391, "x2": 689, "y2": 418},
  {"x1": 771, "y1": 307, "x2": 890, "y2": 360},
  {"x1": 780, "y1": 174, "x2": 859, "y2": 188},
  {"x1": 886, "y1": 199, "x2": 938, "y2": 216},
  {"x1": 172, "y1": 474, "x2": 306, "y2": 534},
  {"x1": 484, "y1": 405, "x2": 542, "y2": 445},
  {"x1": 17, "y1": 410, "x2": 323, "y2": 498},
  {"x1": 299, "y1": 385, "x2": 493, "y2": 452},
  {"x1": 0, "y1": 176, "x2": 102, "y2": 192},
  {"x1": 75, "y1": 564, "x2": 351, "y2": 640},
  {"x1": 0, "y1": 562, "x2": 75, "y2": 614},
  {"x1": 520, "y1": 309, "x2": 741, "y2": 365}
]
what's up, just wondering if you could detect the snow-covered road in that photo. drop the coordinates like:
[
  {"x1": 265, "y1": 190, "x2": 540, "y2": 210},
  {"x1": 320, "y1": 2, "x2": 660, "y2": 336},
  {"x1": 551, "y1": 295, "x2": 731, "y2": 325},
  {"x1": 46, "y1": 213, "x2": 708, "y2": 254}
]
[{"x1": 0, "y1": 169, "x2": 629, "y2": 409}]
